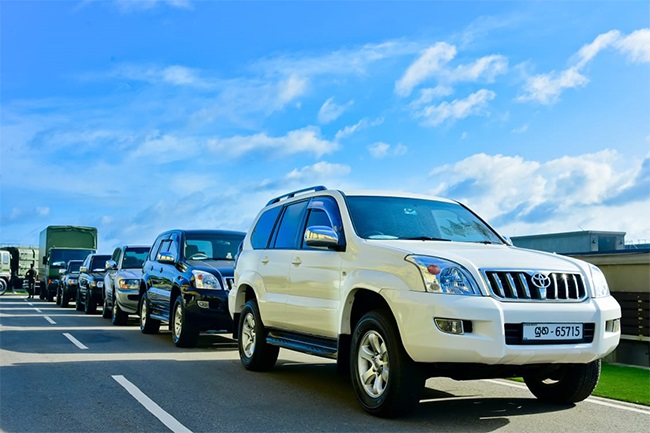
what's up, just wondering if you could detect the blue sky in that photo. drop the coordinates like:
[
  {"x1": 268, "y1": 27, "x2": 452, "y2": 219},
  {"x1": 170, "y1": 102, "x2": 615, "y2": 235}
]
[{"x1": 1, "y1": 0, "x2": 649, "y2": 252}]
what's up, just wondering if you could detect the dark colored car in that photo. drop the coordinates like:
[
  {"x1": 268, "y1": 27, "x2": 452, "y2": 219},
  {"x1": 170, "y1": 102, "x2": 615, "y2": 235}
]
[
  {"x1": 76, "y1": 253, "x2": 111, "y2": 314},
  {"x1": 140, "y1": 229, "x2": 245, "y2": 347},
  {"x1": 103, "y1": 245, "x2": 150, "y2": 325},
  {"x1": 57, "y1": 260, "x2": 83, "y2": 308}
]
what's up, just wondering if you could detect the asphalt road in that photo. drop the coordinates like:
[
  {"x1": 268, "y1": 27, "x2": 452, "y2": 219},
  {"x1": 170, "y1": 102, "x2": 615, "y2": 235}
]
[{"x1": 1, "y1": 293, "x2": 648, "y2": 433}]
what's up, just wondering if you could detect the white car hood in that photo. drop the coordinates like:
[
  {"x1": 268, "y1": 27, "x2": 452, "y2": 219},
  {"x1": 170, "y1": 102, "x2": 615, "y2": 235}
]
[{"x1": 370, "y1": 240, "x2": 586, "y2": 273}]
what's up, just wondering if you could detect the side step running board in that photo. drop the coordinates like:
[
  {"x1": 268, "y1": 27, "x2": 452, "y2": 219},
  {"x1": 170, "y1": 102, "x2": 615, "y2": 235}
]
[{"x1": 267, "y1": 331, "x2": 338, "y2": 360}]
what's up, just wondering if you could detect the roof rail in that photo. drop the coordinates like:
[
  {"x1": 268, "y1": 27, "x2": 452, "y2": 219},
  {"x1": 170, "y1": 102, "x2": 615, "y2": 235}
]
[{"x1": 266, "y1": 186, "x2": 327, "y2": 206}]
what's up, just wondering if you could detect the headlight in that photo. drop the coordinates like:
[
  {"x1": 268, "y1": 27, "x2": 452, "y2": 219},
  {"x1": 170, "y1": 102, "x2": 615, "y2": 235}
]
[
  {"x1": 117, "y1": 278, "x2": 140, "y2": 290},
  {"x1": 97, "y1": 281, "x2": 103, "y2": 288},
  {"x1": 590, "y1": 264, "x2": 610, "y2": 298},
  {"x1": 69, "y1": 279, "x2": 77, "y2": 285},
  {"x1": 405, "y1": 255, "x2": 481, "y2": 295},
  {"x1": 191, "y1": 270, "x2": 222, "y2": 290}
]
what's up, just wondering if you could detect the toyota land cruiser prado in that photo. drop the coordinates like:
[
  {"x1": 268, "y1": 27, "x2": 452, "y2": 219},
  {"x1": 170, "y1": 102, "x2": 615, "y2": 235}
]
[{"x1": 229, "y1": 186, "x2": 621, "y2": 417}]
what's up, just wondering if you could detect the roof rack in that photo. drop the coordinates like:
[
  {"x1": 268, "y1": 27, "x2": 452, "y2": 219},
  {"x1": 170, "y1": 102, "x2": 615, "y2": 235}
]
[{"x1": 266, "y1": 186, "x2": 327, "y2": 206}]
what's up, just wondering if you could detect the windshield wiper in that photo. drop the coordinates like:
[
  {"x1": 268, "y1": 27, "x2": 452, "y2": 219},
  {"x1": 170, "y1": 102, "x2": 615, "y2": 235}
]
[{"x1": 400, "y1": 236, "x2": 451, "y2": 241}]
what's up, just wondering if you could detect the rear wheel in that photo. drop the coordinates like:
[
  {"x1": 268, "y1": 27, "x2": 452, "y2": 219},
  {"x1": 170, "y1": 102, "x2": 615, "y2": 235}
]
[
  {"x1": 61, "y1": 290, "x2": 69, "y2": 308},
  {"x1": 238, "y1": 299, "x2": 278, "y2": 371},
  {"x1": 350, "y1": 309, "x2": 424, "y2": 418},
  {"x1": 56, "y1": 288, "x2": 61, "y2": 305},
  {"x1": 139, "y1": 292, "x2": 160, "y2": 334},
  {"x1": 172, "y1": 297, "x2": 199, "y2": 347},
  {"x1": 0, "y1": 279, "x2": 7, "y2": 296},
  {"x1": 524, "y1": 360, "x2": 601, "y2": 404}
]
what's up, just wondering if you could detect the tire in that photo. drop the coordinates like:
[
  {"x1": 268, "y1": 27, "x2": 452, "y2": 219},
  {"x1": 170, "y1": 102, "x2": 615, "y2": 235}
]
[
  {"x1": 84, "y1": 288, "x2": 96, "y2": 314},
  {"x1": 139, "y1": 292, "x2": 160, "y2": 334},
  {"x1": 172, "y1": 297, "x2": 199, "y2": 348},
  {"x1": 0, "y1": 279, "x2": 7, "y2": 296},
  {"x1": 56, "y1": 288, "x2": 61, "y2": 306},
  {"x1": 75, "y1": 289, "x2": 83, "y2": 311},
  {"x1": 350, "y1": 309, "x2": 424, "y2": 418},
  {"x1": 111, "y1": 293, "x2": 128, "y2": 326},
  {"x1": 61, "y1": 290, "x2": 69, "y2": 308},
  {"x1": 238, "y1": 299, "x2": 279, "y2": 371},
  {"x1": 524, "y1": 360, "x2": 601, "y2": 404},
  {"x1": 101, "y1": 292, "x2": 111, "y2": 319}
]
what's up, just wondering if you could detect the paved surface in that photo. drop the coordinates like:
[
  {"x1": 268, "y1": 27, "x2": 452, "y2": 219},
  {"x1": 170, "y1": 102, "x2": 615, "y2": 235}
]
[{"x1": 1, "y1": 293, "x2": 648, "y2": 432}]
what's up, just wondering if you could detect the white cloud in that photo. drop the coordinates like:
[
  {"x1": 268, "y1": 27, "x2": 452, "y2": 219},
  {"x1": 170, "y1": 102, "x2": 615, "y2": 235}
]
[
  {"x1": 368, "y1": 142, "x2": 407, "y2": 158},
  {"x1": 411, "y1": 85, "x2": 454, "y2": 106},
  {"x1": 278, "y1": 74, "x2": 308, "y2": 104},
  {"x1": 511, "y1": 124, "x2": 529, "y2": 134},
  {"x1": 335, "y1": 117, "x2": 384, "y2": 140},
  {"x1": 318, "y1": 97, "x2": 354, "y2": 124},
  {"x1": 108, "y1": 64, "x2": 210, "y2": 88},
  {"x1": 616, "y1": 28, "x2": 650, "y2": 63},
  {"x1": 284, "y1": 161, "x2": 351, "y2": 184},
  {"x1": 129, "y1": 131, "x2": 201, "y2": 163},
  {"x1": 428, "y1": 150, "x2": 645, "y2": 238},
  {"x1": 208, "y1": 126, "x2": 337, "y2": 158},
  {"x1": 395, "y1": 43, "x2": 457, "y2": 96},
  {"x1": 112, "y1": 0, "x2": 193, "y2": 12},
  {"x1": 519, "y1": 28, "x2": 649, "y2": 104},
  {"x1": 417, "y1": 89, "x2": 496, "y2": 126},
  {"x1": 450, "y1": 54, "x2": 508, "y2": 82}
]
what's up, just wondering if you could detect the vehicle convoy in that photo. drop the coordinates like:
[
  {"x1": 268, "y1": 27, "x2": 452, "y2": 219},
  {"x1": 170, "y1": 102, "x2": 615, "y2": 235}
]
[
  {"x1": 76, "y1": 253, "x2": 111, "y2": 314},
  {"x1": 139, "y1": 229, "x2": 245, "y2": 347},
  {"x1": 57, "y1": 260, "x2": 83, "y2": 307},
  {"x1": 0, "y1": 246, "x2": 39, "y2": 293},
  {"x1": 38, "y1": 225, "x2": 97, "y2": 301},
  {"x1": 229, "y1": 186, "x2": 622, "y2": 418},
  {"x1": 103, "y1": 245, "x2": 150, "y2": 325}
]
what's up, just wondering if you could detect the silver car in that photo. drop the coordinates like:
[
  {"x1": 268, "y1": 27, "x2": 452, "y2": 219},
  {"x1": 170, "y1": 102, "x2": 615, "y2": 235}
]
[{"x1": 103, "y1": 245, "x2": 150, "y2": 325}]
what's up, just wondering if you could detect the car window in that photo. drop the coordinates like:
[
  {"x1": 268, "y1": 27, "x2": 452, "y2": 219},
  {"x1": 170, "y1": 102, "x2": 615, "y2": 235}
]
[
  {"x1": 123, "y1": 247, "x2": 149, "y2": 268},
  {"x1": 149, "y1": 235, "x2": 166, "y2": 261},
  {"x1": 251, "y1": 206, "x2": 281, "y2": 249},
  {"x1": 184, "y1": 233, "x2": 245, "y2": 260},
  {"x1": 272, "y1": 200, "x2": 309, "y2": 249}
]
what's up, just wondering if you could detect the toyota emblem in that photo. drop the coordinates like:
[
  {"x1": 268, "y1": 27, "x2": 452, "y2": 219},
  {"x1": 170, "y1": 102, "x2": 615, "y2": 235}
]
[{"x1": 531, "y1": 272, "x2": 551, "y2": 289}]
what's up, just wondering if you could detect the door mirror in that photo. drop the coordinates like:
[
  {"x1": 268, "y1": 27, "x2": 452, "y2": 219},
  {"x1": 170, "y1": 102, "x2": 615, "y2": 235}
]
[
  {"x1": 304, "y1": 226, "x2": 339, "y2": 248},
  {"x1": 79, "y1": 266, "x2": 87, "y2": 273},
  {"x1": 106, "y1": 260, "x2": 118, "y2": 270},
  {"x1": 157, "y1": 252, "x2": 176, "y2": 264}
]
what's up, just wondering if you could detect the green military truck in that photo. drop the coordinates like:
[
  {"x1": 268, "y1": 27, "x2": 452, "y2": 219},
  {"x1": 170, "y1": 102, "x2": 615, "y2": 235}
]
[
  {"x1": 38, "y1": 226, "x2": 98, "y2": 301},
  {"x1": 0, "y1": 246, "x2": 39, "y2": 294}
]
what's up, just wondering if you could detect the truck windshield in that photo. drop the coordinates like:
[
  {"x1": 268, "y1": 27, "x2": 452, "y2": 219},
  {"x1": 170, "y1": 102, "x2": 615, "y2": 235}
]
[
  {"x1": 345, "y1": 196, "x2": 504, "y2": 244},
  {"x1": 50, "y1": 249, "x2": 95, "y2": 267}
]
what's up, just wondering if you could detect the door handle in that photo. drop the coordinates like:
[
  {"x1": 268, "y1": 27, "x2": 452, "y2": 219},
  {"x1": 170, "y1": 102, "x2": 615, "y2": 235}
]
[
  {"x1": 261, "y1": 256, "x2": 270, "y2": 265},
  {"x1": 291, "y1": 257, "x2": 302, "y2": 266}
]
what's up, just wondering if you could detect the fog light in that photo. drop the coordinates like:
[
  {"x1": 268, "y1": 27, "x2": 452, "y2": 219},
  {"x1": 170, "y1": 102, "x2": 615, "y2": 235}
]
[
  {"x1": 605, "y1": 318, "x2": 620, "y2": 333},
  {"x1": 434, "y1": 318, "x2": 464, "y2": 335},
  {"x1": 197, "y1": 301, "x2": 209, "y2": 309}
]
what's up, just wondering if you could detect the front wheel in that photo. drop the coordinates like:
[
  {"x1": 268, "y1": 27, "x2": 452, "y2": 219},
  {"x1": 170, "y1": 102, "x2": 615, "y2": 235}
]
[
  {"x1": 238, "y1": 299, "x2": 278, "y2": 371},
  {"x1": 139, "y1": 292, "x2": 160, "y2": 334},
  {"x1": 172, "y1": 297, "x2": 199, "y2": 348},
  {"x1": 101, "y1": 293, "x2": 111, "y2": 319},
  {"x1": 350, "y1": 309, "x2": 424, "y2": 418},
  {"x1": 0, "y1": 279, "x2": 7, "y2": 296},
  {"x1": 111, "y1": 294, "x2": 128, "y2": 326},
  {"x1": 84, "y1": 288, "x2": 96, "y2": 314},
  {"x1": 524, "y1": 360, "x2": 601, "y2": 404},
  {"x1": 75, "y1": 289, "x2": 83, "y2": 311}
]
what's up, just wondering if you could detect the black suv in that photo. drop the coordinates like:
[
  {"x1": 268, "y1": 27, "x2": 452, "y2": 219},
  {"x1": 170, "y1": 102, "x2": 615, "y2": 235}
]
[
  {"x1": 57, "y1": 259, "x2": 83, "y2": 308},
  {"x1": 76, "y1": 253, "x2": 111, "y2": 314},
  {"x1": 140, "y1": 229, "x2": 245, "y2": 347}
]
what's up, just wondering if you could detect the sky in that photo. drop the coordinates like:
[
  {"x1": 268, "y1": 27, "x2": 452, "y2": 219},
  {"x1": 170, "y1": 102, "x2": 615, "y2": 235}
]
[{"x1": 1, "y1": 0, "x2": 649, "y2": 253}]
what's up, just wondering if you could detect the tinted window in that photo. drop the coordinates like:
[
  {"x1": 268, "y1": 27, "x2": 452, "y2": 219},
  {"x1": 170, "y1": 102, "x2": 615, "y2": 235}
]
[
  {"x1": 184, "y1": 233, "x2": 245, "y2": 260},
  {"x1": 123, "y1": 247, "x2": 150, "y2": 268},
  {"x1": 251, "y1": 206, "x2": 281, "y2": 249},
  {"x1": 149, "y1": 235, "x2": 166, "y2": 261},
  {"x1": 273, "y1": 201, "x2": 309, "y2": 249},
  {"x1": 346, "y1": 196, "x2": 503, "y2": 244},
  {"x1": 89, "y1": 255, "x2": 111, "y2": 271}
]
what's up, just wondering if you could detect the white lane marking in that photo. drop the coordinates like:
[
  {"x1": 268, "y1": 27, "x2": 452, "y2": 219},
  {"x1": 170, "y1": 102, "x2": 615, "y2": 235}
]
[
  {"x1": 44, "y1": 316, "x2": 56, "y2": 325},
  {"x1": 483, "y1": 379, "x2": 650, "y2": 415},
  {"x1": 112, "y1": 375, "x2": 192, "y2": 433},
  {"x1": 63, "y1": 333, "x2": 88, "y2": 350},
  {"x1": 34, "y1": 308, "x2": 42, "y2": 313}
]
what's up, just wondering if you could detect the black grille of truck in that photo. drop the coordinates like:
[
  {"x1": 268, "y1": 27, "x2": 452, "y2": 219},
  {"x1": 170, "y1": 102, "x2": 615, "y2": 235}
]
[{"x1": 481, "y1": 270, "x2": 587, "y2": 302}]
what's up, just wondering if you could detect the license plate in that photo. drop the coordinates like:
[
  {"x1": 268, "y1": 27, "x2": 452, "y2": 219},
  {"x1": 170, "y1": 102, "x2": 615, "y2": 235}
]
[{"x1": 522, "y1": 323, "x2": 583, "y2": 341}]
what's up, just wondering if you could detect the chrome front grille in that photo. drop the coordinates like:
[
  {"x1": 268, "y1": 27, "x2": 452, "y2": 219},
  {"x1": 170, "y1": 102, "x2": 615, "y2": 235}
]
[
  {"x1": 481, "y1": 270, "x2": 587, "y2": 302},
  {"x1": 224, "y1": 277, "x2": 235, "y2": 291}
]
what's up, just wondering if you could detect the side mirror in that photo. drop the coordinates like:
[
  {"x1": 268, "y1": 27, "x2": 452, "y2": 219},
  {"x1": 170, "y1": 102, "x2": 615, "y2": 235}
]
[
  {"x1": 304, "y1": 226, "x2": 339, "y2": 248},
  {"x1": 157, "y1": 252, "x2": 176, "y2": 264},
  {"x1": 79, "y1": 266, "x2": 87, "y2": 273},
  {"x1": 59, "y1": 268, "x2": 66, "y2": 275},
  {"x1": 106, "y1": 260, "x2": 118, "y2": 270}
]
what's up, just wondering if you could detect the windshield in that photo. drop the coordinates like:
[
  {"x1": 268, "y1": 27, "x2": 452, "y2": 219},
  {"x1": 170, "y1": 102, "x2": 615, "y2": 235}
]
[
  {"x1": 123, "y1": 247, "x2": 149, "y2": 268},
  {"x1": 345, "y1": 196, "x2": 503, "y2": 244},
  {"x1": 183, "y1": 233, "x2": 245, "y2": 260},
  {"x1": 67, "y1": 261, "x2": 82, "y2": 273},
  {"x1": 50, "y1": 249, "x2": 95, "y2": 267},
  {"x1": 89, "y1": 255, "x2": 111, "y2": 272}
]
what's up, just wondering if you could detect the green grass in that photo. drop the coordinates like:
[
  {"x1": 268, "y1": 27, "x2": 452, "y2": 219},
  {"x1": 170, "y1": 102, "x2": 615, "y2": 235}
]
[{"x1": 511, "y1": 363, "x2": 650, "y2": 406}]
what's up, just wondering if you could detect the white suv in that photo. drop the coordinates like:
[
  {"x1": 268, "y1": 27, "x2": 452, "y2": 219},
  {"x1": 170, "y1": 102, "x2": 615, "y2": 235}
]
[{"x1": 229, "y1": 186, "x2": 621, "y2": 417}]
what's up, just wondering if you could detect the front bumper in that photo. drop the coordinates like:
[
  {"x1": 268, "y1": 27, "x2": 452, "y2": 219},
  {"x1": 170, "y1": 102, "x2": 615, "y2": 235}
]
[
  {"x1": 184, "y1": 289, "x2": 233, "y2": 332},
  {"x1": 115, "y1": 289, "x2": 140, "y2": 314},
  {"x1": 383, "y1": 290, "x2": 621, "y2": 365}
]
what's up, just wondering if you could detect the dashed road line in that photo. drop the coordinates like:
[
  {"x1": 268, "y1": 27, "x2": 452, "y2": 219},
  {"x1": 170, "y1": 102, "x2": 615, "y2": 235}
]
[
  {"x1": 44, "y1": 316, "x2": 56, "y2": 325},
  {"x1": 112, "y1": 375, "x2": 192, "y2": 433},
  {"x1": 63, "y1": 332, "x2": 88, "y2": 350}
]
